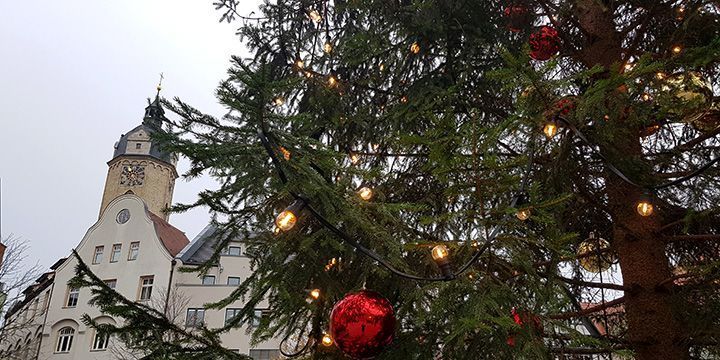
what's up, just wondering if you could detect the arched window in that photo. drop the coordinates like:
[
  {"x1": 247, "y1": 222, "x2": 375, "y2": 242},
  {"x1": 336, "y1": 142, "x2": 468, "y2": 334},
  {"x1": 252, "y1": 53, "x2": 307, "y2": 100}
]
[
  {"x1": 55, "y1": 327, "x2": 74, "y2": 353},
  {"x1": 92, "y1": 330, "x2": 110, "y2": 351}
]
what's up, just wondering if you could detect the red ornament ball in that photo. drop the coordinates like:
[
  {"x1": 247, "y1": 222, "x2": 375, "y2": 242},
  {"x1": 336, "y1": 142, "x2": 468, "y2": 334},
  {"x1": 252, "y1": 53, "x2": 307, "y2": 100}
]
[
  {"x1": 503, "y1": 2, "x2": 532, "y2": 33},
  {"x1": 529, "y1": 26, "x2": 561, "y2": 61},
  {"x1": 330, "y1": 290, "x2": 396, "y2": 359}
]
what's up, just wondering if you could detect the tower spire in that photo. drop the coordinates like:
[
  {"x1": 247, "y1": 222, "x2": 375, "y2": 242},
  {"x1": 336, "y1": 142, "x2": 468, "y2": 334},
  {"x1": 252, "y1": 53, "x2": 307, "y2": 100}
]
[{"x1": 156, "y1": 72, "x2": 164, "y2": 99}]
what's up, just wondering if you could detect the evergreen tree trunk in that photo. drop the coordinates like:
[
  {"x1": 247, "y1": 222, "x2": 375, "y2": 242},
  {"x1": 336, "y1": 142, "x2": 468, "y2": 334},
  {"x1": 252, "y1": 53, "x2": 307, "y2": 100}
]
[{"x1": 576, "y1": 1, "x2": 689, "y2": 359}]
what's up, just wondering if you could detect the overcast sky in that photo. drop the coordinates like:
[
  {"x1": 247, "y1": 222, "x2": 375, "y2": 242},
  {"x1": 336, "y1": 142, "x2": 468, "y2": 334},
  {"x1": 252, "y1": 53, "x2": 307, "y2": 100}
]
[{"x1": 0, "y1": 1, "x2": 257, "y2": 270}]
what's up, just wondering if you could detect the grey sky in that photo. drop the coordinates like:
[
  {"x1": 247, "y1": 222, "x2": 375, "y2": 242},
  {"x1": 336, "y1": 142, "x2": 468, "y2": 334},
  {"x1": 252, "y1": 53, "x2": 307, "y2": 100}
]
[{"x1": 0, "y1": 1, "x2": 255, "y2": 270}]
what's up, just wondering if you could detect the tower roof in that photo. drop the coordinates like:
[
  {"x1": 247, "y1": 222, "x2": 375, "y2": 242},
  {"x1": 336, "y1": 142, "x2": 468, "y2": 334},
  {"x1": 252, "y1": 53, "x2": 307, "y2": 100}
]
[{"x1": 111, "y1": 95, "x2": 175, "y2": 165}]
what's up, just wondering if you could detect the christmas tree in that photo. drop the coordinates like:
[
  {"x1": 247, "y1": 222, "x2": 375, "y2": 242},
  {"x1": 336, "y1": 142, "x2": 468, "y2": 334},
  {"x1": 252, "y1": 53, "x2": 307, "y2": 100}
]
[{"x1": 71, "y1": 1, "x2": 720, "y2": 359}]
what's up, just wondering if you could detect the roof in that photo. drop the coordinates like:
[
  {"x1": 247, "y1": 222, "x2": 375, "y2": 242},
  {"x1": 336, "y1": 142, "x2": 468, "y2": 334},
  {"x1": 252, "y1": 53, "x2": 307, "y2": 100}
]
[
  {"x1": 177, "y1": 224, "x2": 219, "y2": 265},
  {"x1": 147, "y1": 211, "x2": 190, "y2": 257},
  {"x1": 111, "y1": 96, "x2": 174, "y2": 165}
]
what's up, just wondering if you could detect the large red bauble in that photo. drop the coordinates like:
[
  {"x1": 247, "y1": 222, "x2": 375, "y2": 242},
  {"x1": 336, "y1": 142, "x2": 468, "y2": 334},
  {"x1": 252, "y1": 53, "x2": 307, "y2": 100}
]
[
  {"x1": 529, "y1": 26, "x2": 561, "y2": 61},
  {"x1": 330, "y1": 290, "x2": 396, "y2": 359}
]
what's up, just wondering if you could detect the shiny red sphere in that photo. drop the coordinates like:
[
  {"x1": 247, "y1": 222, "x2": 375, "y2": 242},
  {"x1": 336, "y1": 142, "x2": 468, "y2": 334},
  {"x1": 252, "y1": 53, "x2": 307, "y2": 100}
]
[
  {"x1": 529, "y1": 26, "x2": 561, "y2": 61},
  {"x1": 330, "y1": 290, "x2": 396, "y2": 359}
]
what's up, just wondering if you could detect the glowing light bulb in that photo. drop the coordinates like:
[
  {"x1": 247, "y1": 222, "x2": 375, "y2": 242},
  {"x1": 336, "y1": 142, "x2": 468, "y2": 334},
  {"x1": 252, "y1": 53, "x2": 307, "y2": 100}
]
[
  {"x1": 279, "y1": 146, "x2": 291, "y2": 161},
  {"x1": 324, "y1": 257, "x2": 338, "y2": 271},
  {"x1": 275, "y1": 210, "x2": 297, "y2": 231},
  {"x1": 624, "y1": 61, "x2": 634, "y2": 71},
  {"x1": 310, "y1": 289, "x2": 321, "y2": 300},
  {"x1": 641, "y1": 93, "x2": 652, "y2": 102},
  {"x1": 636, "y1": 200, "x2": 654, "y2": 217},
  {"x1": 431, "y1": 245, "x2": 449, "y2": 262},
  {"x1": 273, "y1": 226, "x2": 280, "y2": 235},
  {"x1": 295, "y1": 59, "x2": 305, "y2": 69},
  {"x1": 323, "y1": 42, "x2": 333, "y2": 54},
  {"x1": 400, "y1": 95, "x2": 408, "y2": 103},
  {"x1": 327, "y1": 75, "x2": 337, "y2": 87},
  {"x1": 379, "y1": 63, "x2": 385, "y2": 71},
  {"x1": 308, "y1": 9, "x2": 322, "y2": 23},
  {"x1": 358, "y1": 187, "x2": 373, "y2": 201},
  {"x1": 656, "y1": 72, "x2": 666, "y2": 80},
  {"x1": 350, "y1": 153, "x2": 360, "y2": 165},
  {"x1": 321, "y1": 333, "x2": 333, "y2": 346},
  {"x1": 516, "y1": 208, "x2": 531, "y2": 221},
  {"x1": 676, "y1": 6, "x2": 685, "y2": 20},
  {"x1": 273, "y1": 96, "x2": 284, "y2": 107},
  {"x1": 672, "y1": 45, "x2": 683, "y2": 54},
  {"x1": 543, "y1": 122, "x2": 558, "y2": 138},
  {"x1": 410, "y1": 42, "x2": 420, "y2": 54}
]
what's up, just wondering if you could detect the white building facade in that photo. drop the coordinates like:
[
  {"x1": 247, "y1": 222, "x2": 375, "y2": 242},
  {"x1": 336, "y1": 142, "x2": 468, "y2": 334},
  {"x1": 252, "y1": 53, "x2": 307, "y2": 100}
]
[{"x1": 0, "y1": 96, "x2": 280, "y2": 359}]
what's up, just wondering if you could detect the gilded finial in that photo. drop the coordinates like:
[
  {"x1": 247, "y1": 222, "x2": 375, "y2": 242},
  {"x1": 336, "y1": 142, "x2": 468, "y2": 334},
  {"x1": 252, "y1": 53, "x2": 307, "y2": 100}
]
[{"x1": 156, "y1": 72, "x2": 164, "y2": 96}]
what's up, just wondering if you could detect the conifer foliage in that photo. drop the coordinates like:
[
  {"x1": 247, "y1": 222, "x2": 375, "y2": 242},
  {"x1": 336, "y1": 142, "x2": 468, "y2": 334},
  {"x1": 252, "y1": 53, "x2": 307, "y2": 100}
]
[{"x1": 72, "y1": 1, "x2": 720, "y2": 359}]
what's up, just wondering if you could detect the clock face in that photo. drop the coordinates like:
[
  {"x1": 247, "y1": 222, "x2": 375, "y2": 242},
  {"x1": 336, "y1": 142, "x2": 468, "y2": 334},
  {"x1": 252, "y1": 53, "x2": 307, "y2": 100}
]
[
  {"x1": 116, "y1": 209, "x2": 130, "y2": 224},
  {"x1": 120, "y1": 165, "x2": 145, "y2": 186}
]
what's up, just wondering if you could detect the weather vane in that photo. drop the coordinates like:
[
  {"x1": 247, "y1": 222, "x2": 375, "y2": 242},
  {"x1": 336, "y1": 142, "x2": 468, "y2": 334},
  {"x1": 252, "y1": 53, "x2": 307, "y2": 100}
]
[{"x1": 156, "y1": 72, "x2": 164, "y2": 96}]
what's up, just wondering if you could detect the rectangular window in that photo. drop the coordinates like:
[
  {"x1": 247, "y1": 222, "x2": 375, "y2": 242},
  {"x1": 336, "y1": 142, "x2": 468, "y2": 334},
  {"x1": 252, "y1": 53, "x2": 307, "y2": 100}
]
[
  {"x1": 186, "y1": 308, "x2": 205, "y2": 328},
  {"x1": 201, "y1": 275, "x2": 215, "y2": 285},
  {"x1": 139, "y1": 276, "x2": 153, "y2": 301},
  {"x1": 224, "y1": 246, "x2": 242, "y2": 256},
  {"x1": 249, "y1": 349, "x2": 280, "y2": 360},
  {"x1": 66, "y1": 288, "x2": 79, "y2": 307},
  {"x1": 225, "y1": 308, "x2": 241, "y2": 326},
  {"x1": 128, "y1": 242, "x2": 139, "y2": 261},
  {"x1": 110, "y1": 244, "x2": 122, "y2": 262},
  {"x1": 135, "y1": 143, "x2": 142, "y2": 149},
  {"x1": 227, "y1": 276, "x2": 241, "y2": 286},
  {"x1": 93, "y1": 246, "x2": 104, "y2": 264},
  {"x1": 92, "y1": 331, "x2": 110, "y2": 351},
  {"x1": 251, "y1": 309, "x2": 271, "y2": 328},
  {"x1": 104, "y1": 279, "x2": 117, "y2": 289}
]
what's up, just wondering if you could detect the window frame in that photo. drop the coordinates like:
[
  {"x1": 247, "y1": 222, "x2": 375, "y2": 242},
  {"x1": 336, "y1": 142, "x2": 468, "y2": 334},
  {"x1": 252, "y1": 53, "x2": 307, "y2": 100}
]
[
  {"x1": 251, "y1": 309, "x2": 271, "y2": 328},
  {"x1": 104, "y1": 279, "x2": 117, "y2": 290},
  {"x1": 128, "y1": 242, "x2": 139, "y2": 261},
  {"x1": 91, "y1": 330, "x2": 110, "y2": 351},
  {"x1": 225, "y1": 308, "x2": 241, "y2": 326},
  {"x1": 92, "y1": 246, "x2": 104, "y2": 264},
  {"x1": 224, "y1": 246, "x2": 242, "y2": 256},
  {"x1": 110, "y1": 243, "x2": 122, "y2": 263},
  {"x1": 227, "y1": 276, "x2": 241, "y2": 286},
  {"x1": 55, "y1": 327, "x2": 75, "y2": 353},
  {"x1": 201, "y1": 275, "x2": 216, "y2": 285},
  {"x1": 66, "y1": 287, "x2": 79, "y2": 308},
  {"x1": 185, "y1": 308, "x2": 206, "y2": 328},
  {"x1": 138, "y1": 276, "x2": 154, "y2": 301}
]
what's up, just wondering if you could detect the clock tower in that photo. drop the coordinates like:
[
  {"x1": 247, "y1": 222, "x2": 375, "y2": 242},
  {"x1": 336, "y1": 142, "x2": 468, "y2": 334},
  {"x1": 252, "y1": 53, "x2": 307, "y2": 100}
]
[{"x1": 99, "y1": 93, "x2": 178, "y2": 220}]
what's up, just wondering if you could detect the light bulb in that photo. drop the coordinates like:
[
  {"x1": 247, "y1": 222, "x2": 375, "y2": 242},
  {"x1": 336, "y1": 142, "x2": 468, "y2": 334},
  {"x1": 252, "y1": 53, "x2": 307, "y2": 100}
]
[
  {"x1": 358, "y1": 187, "x2": 373, "y2": 201},
  {"x1": 273, "y1": 96, "x2": 284, "y2": 106},
  {"x1": 327, "y1": 75, "x2": 337, "y2": 87},
  {"x1": 323, "y1": 42, "x2": 333, "y2": 54},
  {"x1": 308, "y1": 9, "x2": 322, "y2": 23},
  {"x1": 636, "y1": 200, "x2": 654, "y2": 217},
  {"x1": 400, "y1": 95, "x2": 408, "y2": 103},
  {"x1": 410, "y1": 42, "x2": 420, "y2": 54},
  {"x1": 310, "y1": 289, "x2": 321, "y2": 300},
  {"x1": 379, "y1": 63, "x2": 385, "y2": 71},
  {"x1": 295, "y1": 59, "x2": 305, "y2": 69},
  {"x1": 279, "y1": 146, "x2": 291, "y2": 161},
  {"x1": 676, "y1": 6, "x2": 686, "y2": 20},
  {"x1": 543, "y1": 122, "x2": 558, "y2": 138},
  {"x1": 324, "y1": 257, "x2": 338, "y2": 271},
  {"x1": 656, "y1": 72, "x2": 666, "y2": 80},
  {"x1": 624, "y1": 62, "x2": 634, "y2": 71},
  {"x1": 275, "y1": 210, "x2": 297, "y2": 231},
  {"x1": 641, "y1": 93, "x2": 652, "y2": 102},
  {"x1": 321, "y1": 333, "x2": 333, "y2": 346},
  {"x1": 516, "y1": 208, "x2": 531, "y2": 221},
  {"x1": 273, "y1": 226, "x2": 280, "y2": 235},
  {"x1": 350, "y1": 153, "x2": 360, "y2": 165},
  {"x1": 431, "y1": 245, "x2": 449, "y2": 262},
  {"x1": 672, "y1": 45, "x2": 683, "y2": 54}
]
